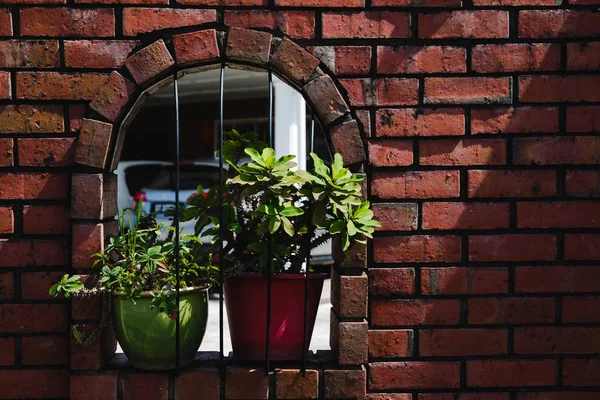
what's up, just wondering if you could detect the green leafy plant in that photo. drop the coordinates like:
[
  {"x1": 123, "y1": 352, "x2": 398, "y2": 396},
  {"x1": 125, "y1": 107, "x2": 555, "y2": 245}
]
[
  {"x1": 177, "y1": 129, "x2": 380, "y2": 275},
  {"x1": 50, "y1": 203, "x2": 217, "y2": 317}
]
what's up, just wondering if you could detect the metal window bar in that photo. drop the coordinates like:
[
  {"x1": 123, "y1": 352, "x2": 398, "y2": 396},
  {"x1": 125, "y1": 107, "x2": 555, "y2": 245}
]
[
  {"x1": 265, "y1": 69, "x2": 274, "y2": 374},
  {"x1": 174, "y1": 74, "x2": 182, "y2": 376}
]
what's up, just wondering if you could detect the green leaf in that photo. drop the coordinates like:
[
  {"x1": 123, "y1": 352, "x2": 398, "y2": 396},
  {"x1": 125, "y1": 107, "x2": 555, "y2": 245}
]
[
  {"x1": 269, "y1": 216, "x2": 281, "y2": 234},
  {"x1": 281, "y1": 216, "x2": 294, "y2": 237},
  {"x1": 347, "y1": 220, "x2": 358, "y2": 236},
  {"x1": 279, "y1": 207, "x2": 304, "y2": 217},
  {"x1": 329, "y1": 220, "x2": 345, "y2": 235},
  {"x1": 244, "y1": 148, "x2": 266, "y2": 167}
]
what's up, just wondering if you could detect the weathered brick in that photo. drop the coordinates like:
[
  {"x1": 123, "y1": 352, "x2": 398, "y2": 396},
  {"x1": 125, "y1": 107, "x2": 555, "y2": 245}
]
[
  {"x1": 471, "y1": 107, "x2": 559, "y2": 135},
  {"x1": 376, "y1": 108, "x2": 465, "y2": 137},
  {"x1": 369, "y1": 268, "x2": 415, "y2": 296},
  {"x1": 65, "y1": 40, "x2": 137, "y2": 69},
  {"x1": 324, "y1": 368, "x2": 366, "y2": 399},
  {"x1": 369, "y1": 330, "x2": 413, "y2": 359},
  {"x1": 0, "y1": 9, "x2": 12, "y2": 36},
  {"x1": 0, "y1": 173, "x2": 69, "y2": 200},
  {"x1": 378, "y1": 46, "x2": 466, "y2": 74},
  {"x1": 16, "y1": 72, "x2": 109, "y2": 101},
  {"x1": 226, "y1": 367, "x2": 269, "y2": 400},
  {"x1": 468, "y1": 360, "x2": 557, "y2": 387},
  {"x1": 21, "y1": 271, "x2": 64, "y2": 300},
  {"x1": 332, "y1": 271, "x2": 368, "y2": 318},
  {"x1": 369, "y1": 362, "x2": 460, "y2": 390},
  {"x1": 0, "y1": 138, "x2": 12, "y2": 166},
  {"x1": 74, "y1": 119, "x2": 113, "y2": 169},
  {"x1": 419, "y1": 11, "x2": 509, "y2": 39},
  {"x1": 0, "y1": 40, "x2": 59, "y2": 68},
  {"x1": 562, "y1": 297, "x2": 600, "y2": 323},
  {"x1": 425, "y1": 77, "x2": 512, "y2": 105},
  {"x1": 568, "y1": 42, "x2": 600, "y2": 71},
  {"x1": 21, "y1": 337, "x2": 68, "y2": 366},
  {"x1": 519, "y1": 10, "x2": 600, "y2": 38},
  {"x1": 376, "y1": 78, "x2": 419, "y2": 106},
  {"x1": 368, "y1": 140, "x2": 413, "y2": 167},
  {"x1": 0, "y1": 337, "x2": 14, "y2": 365},
  {"x1": 71, "y1": 372, "x2": 118, "y2": 400},
  {"x1": 329, "y1": 120, "x2": 365, "y2": 165},
  {"x1": 514, "y1": 136, "x2": 600, "y2": 165},
  {"x1": 567, "y1": 106, "x2": 600, "y2": 132},
  {"x1": 472, "y1": 44, "x2": 560, "y2": 73},
  {"x1": 18, "y1": 138, "x2": 75, "y2": 167},
  {"x1": 0, "y1": 71, "x2": 9, "y2": 99},
  {"x1": 518, "y1": 201, "x2": 600, "y2": 229},
  {"x1": 173, "y1": 29, "x2": 219, "y2": 65},
  {"x1": 421, "y1": 267, "x2": 509, "y2": 295},
  {"x1": 372, "y1": 203, "x2": 418, "y2": 231},
  {"x1": 174, "y1": 368, "x2": 219, "y2": 400},
  {"x1": 468, "y1": 297, "x2": 555, "y2": 324},
  {"x1": 468, "y1": 170, "x2": 556, "y2": 198},
  {"x1": 374, "y1": 235, "x2": 462, "y2": 263},
  {"x1": 422, "y1": 202, "x2": 509, "y2": 230},
  {"x1": 226, "y1": 27, "x2": 272, "y2": 64},
  {"x1": 520, "y1": 76, "x2": 600, "y2": 102},
  {"x1": 338, "y1": 322, "x2": 368, "y2": 365},
  {"x1": 373, "y1": 0, "x2": 460, "y2": 4},
  {"x1": 372, "y1": 171, "x2": 460, "y2": 199},
  {"x1": 420, "y1": 329, "x2": 507, "y2": 356},
  {"x1": 311, "y1": 46, "x2": 371, "y2": 75},
  {"x1": 0, "y1": 304, "x2": 68, "y2": 333},
  {"x1": 271, "y1": 38, "x2": 320, "y2": 85},
  {"x1": 20, "y1": 8, "x2": 115, "y2": 37},
  {"x1": 304, "y1": 75, "x2": 349, "y2": 127},
  {"x1": 124, "y1": 40, "x2": 174, "y2": 85},
  {"x1": 72, "y1": 173, "x2": 117, "y2": 220},
  {"x1": 340, "y1": 78, "x2": 373, "y2": 107},
  {"x1": 516, "y1": 266, "x2": 600, "y2": 293},
  {"x1": 514, "y1": 327, "x2": 600, "y2": 355},
  {"x1": 123, "y1": 8, "x2": 216, "y2": 36},
  {"x1": 563, "y1": 359, "x2": 600, "y2": 386},
  {"x1": 323, "y1": 11, "x2": 409, "y2": 39},
  {"x1": 276, "y1": 370, "x2": 318, "y2": 399},
  {"x1": 122, "y1": 372, "x2": 168, "y2": 400},
  {"x1": 469, "y1": 234, "x2": 556, "y2": 262},
  {"x1": 0, "y1": 207, "x2": 13, "y2": 234},
  {"x1": 0, "y1": 105, "x2": 64, "y2": 133},
  {"x1": 0, "y1": 370, "x2": 69, "y2": 399},
  {"x1": 565, "y1": 233, "x2": 600, "y2": 260},
  {"x1": 23, "y1": 205, "x2": 70, "y2": 235},
  {"x1": 90, "y1": 72, "x2": 136, "y2": 122},
  {"x1": 419, "y1": 139, "x2": 506, "y2": 166}
]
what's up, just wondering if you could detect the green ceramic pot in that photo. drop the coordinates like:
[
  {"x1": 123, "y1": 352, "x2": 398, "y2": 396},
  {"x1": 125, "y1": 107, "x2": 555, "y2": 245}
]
[{"x1": 111, "y1": 286, "x2": 209, "y2": 370}]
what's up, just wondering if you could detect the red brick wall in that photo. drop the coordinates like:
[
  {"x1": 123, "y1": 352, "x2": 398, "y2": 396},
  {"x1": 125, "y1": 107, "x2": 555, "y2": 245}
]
[{"x1": 0, "y1": 0, "x2": 599, "y2": 399}]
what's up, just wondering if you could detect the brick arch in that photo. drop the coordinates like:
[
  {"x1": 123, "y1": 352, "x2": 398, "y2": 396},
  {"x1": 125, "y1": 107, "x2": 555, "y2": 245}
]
[
  {"x1": 69, "y1": 27, "x2": 370, "y2": 393},
  {"x1": 73, "y1": 27, "x2": 366, "y2": 174}
]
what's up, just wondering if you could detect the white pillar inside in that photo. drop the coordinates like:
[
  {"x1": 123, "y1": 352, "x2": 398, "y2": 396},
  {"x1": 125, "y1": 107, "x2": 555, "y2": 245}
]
[{"x1": 273, "y1": 76, "x2": 306, "y2": 170}]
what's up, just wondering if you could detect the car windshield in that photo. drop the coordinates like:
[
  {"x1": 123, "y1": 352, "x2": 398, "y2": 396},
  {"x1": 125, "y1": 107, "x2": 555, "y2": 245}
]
[{"x1": 145, "y1": 165, "x2": 220, "y2": 191}]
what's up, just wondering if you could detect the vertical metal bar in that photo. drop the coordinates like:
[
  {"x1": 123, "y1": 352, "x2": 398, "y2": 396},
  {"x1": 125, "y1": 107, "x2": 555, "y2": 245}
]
[
  {"x1": 301, "y1": 114, "x2": 315, "y2": 376},
  {"x1": 265, "y1": 69, "x2": 274, "y2": 374},
  {"x1": 218, "y1": 64, "x2": 225, "y2": 363},
  {"x1": 174, "y1": 74, "x2": 181, "y2": 376}
]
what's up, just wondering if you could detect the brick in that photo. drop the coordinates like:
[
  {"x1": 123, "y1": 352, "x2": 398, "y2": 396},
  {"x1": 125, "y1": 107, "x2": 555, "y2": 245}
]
[
  {"x1": 565, "y1": 233, "x2": 600, "y2": 260},
  {"x1": 175, "y1": 369, "x2": 220, "y2": 400},
  {"x1": 563, "y1": 297, "x2": 600, "y2": 323},
  {"x1": 376, "y1": 78, "x2": 419, "y2": 106},
  {"x1": 0, "y1": 9, "x2": 11, "y2": 36},
  {"x1": 469, "y1": 234, "x2": 556, "y2": 262},
  {"x1": 0, "y1": 370, "x2": 69, "y2": 399},
  {"x1": 333, "y1": 272, "x2": 368, "y2": 318},
  {"x1": 0, "y1": 272, "x2": 14, "y2": 299},
  {"x1": 72, "y1": 276, "x2": 102, "y2": 320},
  {"x1": 515, "y1": 327, "x2": 600, "y2": 355},
  {"x1": 474, "y1": 0, "x2": 560, "y2": 4},
  {"x1": 568, "y1": 42, "x2": 600, "y2": 71},
  {"x1": 419, "y1": 11, "x2": 509, "y2": 39},
  {"x1": 72, "y1": 222, "x2": 117, "y2": 269},
  {"x1": 324, "y1": 368, "x2": 366, "y2": 399},
  {"x1": 519, "y1": 10, "x2": 600, "y2": 38},
  {"x1": 374, "y1": 235, "x2": 461, "y2": 264},
  {"x1": 21, "y1": 271, "x2": 64, "y2": 300},
  {"x1": 372, "y1": 203, "x2": 417, "y2": 231},
  {"x1": 0, "y1": 172, "x2": 69, "y2": 200},
  {"x1": 323, "y1": 11, "x2": 409, "y2": 39},
  {"x1": 65, "y1": 40, "x2": 137, "y2": 68},
  {"x1": 21, "y1": 336, "x2": 68, "y2": 365},
  {"x1": 0, "y1": 304, "x2": 68, "y2": 333},
  {"x1": 271, "y1": 38, "x2": 320, "y2": 85},
  {"x1": 179, "y1": 0, "x2": 266, "y2": 4},
  {"x1": 226, "y1": 367, "x2": 268, "y2": 400},
  {"x1": 0, "y1": 240, "x2": 67, "y2": 267},
  {"x1": 376, "y1": 108, "x2": 465, "y2": 137},
  {"x1": 0, "y1": 40, "x2": 59, "y2": 68},
  {"x1": 514, "y1": 136, "x2": 600, "y2": 165},
  {"x1": 378, "y1": 46, "x2": 466, "y2": 74},
  {"x1": 23, "y1": 205, "x2": 70, "y2": 235},
  {"x1": 173, "y1": 29, "x2": 219, "y2": 65},
  {"x1": 517, "y1": 393, "x2": 600, "y2": 400},
  {"x1": 369, "y1": 362, "x2": 460, "y2": 390},
  {"x1": 72, "y1": 173, "x2": 117, "y2": 220},
  {"x1": 468, "y1": 297, "x2": 555, "y2": 324},
  {"x1": 422, "y1": 202, "x2": 509, "y2": 230},
  {"x1": 368, "y1": 140, "x2": 413, "y2": 167},
  {"x1": 420, "y1": 329, "x2": 507, "y2": 356},
  {"x1": 70, "y1": 105, "x2": 85, "y2": 132},
  {"x1": 124, "y1": 40, "x2": 174, "y2": 85},
  {"x1": 0, "y1": 138, "x2": 12, "y2": 166},
  {"x1": 421, "y1": 267, "x2": 509, "y2": 295},
  {"x1": 311, "y1": 46, "x2": 371, "y2": 75},
  {"x1": 90, "y1": 72, "x2": 136, "y2": 122},
  {"x1": 71, "y1": 372, "x2": 118, "y2": 400},
  {"x1": 276, "y1": 0, "x2": 363, "y2": 4},
  {"x1": 369, "y1": 330, "x2": 413, "y2": 358},
  {"x1": 226, "y1": 27, "x2": 272, "y2": 64},
  {"x1": 371, "y1": 299, "x2": 460, "y2": 327},
  {"x1": 17, "y1": 72, "x2": 109, "y2": 101},
  {"x1": 304, "y1": 76, "x2": 349, "y2": 127},
  {"x1": 567, "y1": 106, "x2": 600, "y2": 132},
  {"x1": 333, "y1": 239, "x2": 367, "y2": 269},
  {"x1": 372, "y1": 171, "x2": 460, "y2": 199},
  {"x1": 0, "y1": 105, "x2": 64, "y2": 133},
  {"x1": 515, "y1": 266, "x2": 600, "y2": 293},
  {"x1": 467, "y1": 360, "x2": 556, "y2": 387},
  {"x1": 18, "y1": 138, "x2": 75, "y2": 167},
  {"x1": 340, "y1": 78, "x2": 374, "y2": 107},
  {"x1": 20, "y1": 8, "x2": 115, "y2": 37},
  {"x1": 0, "y1": 337, "x2": 14, "y2": 365},
  {"x1": 472, "y1": 44, "x2": 560, "y2": 73},
  {"x1": 373, "y1": 0, "x2": 460, "y2": 4},
  {"x1": 420, "y1": 139, "x2": 506, "y2": 166},
  {"x1": 425, "y1": 77, "x2": 511, "y2": 105},
  {"x1": 471, "y1": 107, "x2": 559, "y2": 135},
  {"x1": 75, "y1": 119, "x2": 113, "y2": 169},
  {"x1": 563, "y1": 359, "x2": 600, "y2": 386},
  {"x1": 330, "y1": 120, "x2": 365, "y2": 166},
  {"x1": 122, "y1": 372, "x2": 168, "y2": 400},
  {"x1": 520, "y1": 76, "x2": 600, "y2": 102},
  {"x1": 123, "y1": 8, "x2": 216, "y2": 36},
  {"x1": 369, "y1": 268, "x2": 415, "y2": 297},
  {"x1": 0, "y1": 207, "x2": 12, "y2": 234},
  {"x1": 225, "y1": 11, "x2": 315, "y2": 39},
  {"x1": 338, "y1": 321, "x2": 368, "y2": 365},
  {"x1": 468, "y1": 170, "x2": 556, "y2": 198},
  {"x1": 0, "y1": 71, "x2": 9, "y2": 100},
  {"x1": 518, "y1": 201, "x2": 600, "y2": 228},
  {"x1": 276, "y1": 369, "x2": 318, "y2": 399}
]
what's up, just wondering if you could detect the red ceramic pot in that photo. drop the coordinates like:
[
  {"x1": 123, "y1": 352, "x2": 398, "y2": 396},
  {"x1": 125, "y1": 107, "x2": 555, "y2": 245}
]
[{"x1": 224, "y1": 273, "x2": 326, "y2": 360}]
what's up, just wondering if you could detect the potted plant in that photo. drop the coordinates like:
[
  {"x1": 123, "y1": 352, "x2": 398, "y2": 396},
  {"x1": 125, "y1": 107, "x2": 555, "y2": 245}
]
[
  {"x1": 50, "y1": 206, "x2": 217, "y2": 370},
  {"x1": 178, "y1": 130, "x2": 380, "y2": 360}
]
